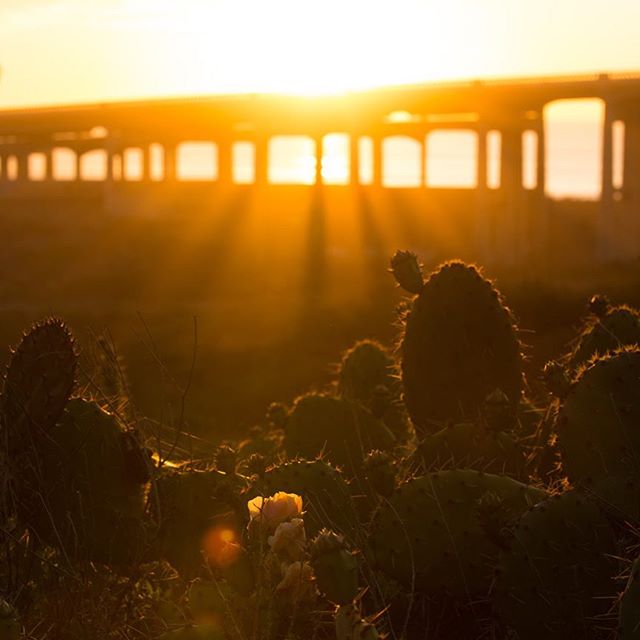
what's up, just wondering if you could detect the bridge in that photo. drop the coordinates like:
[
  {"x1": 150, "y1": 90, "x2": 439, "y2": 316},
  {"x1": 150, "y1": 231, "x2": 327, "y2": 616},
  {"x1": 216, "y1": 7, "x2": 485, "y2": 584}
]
[{"x1": 1, "y1": 72, "x2": 640, "y2": 273}]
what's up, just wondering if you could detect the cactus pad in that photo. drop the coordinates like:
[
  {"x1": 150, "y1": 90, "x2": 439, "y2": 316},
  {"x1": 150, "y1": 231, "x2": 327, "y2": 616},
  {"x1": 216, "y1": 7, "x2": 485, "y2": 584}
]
[
  {"x1": 371, "y1": 469, "x2": 546, "y2": 597},
  {"x1": 400, "y1": 261, "x2": 523, "y2": 434},
  {"x1": 494, "y1": 490, "x2": 618, "y2": 639}
]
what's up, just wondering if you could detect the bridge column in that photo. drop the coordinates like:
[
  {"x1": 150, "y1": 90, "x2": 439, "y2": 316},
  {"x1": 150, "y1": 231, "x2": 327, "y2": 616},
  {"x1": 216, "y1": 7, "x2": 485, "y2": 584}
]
[
  {"x1": 476, "y1": 128, "x2": 487, "y2": 190},
  {"x1": 314, "y1": 135, "x2": 324, "y2": 186},
  {"x1": 626, "y1": 111, "x2": 640, "y2": 258},
  {"x1": 164, "y1": 143, "x2": 177, "y2": 181},
  {"x1": 536, "y1": 120, "x2": 546, "y2": 195},
  {"x1": 598, "y1": 101, "x2": 615, "y2": 262},
  {"x1": 16, "y1": 150, "x2": 28, "y2": 182},
  {"x1": 42, "y1": 149, "x2": 52, "y2": 181},
  {"x1": 371, "y1": 135, "x2": 383, "y2": 188},
  {"x1": 217, "y1": 139, "x2": 233, "y2": 185},
  {"x1": 528, "y1": 112, "x2": 550, "y2": 274},
  {"x1": 499, "y1": 123, "x2": 525, "y2": 267},
  {"x1": 474, "y1": 126, "x2": 491, "y2": 262},
  {"x1": 419, "y1": 134, "x2": 427, "y2": 186},
  {"x1": 349, "y1": 134, "x2": 359, "y2": 186},
  {"x1": 255, "y1": 135, "x2": 269, "y2": 186},
  {"x1": 75, "y1": 151, "x2": 82, "y2": 181},
  {"x1": 143, "y1": 144, "x2": 154, "y2": 181}
]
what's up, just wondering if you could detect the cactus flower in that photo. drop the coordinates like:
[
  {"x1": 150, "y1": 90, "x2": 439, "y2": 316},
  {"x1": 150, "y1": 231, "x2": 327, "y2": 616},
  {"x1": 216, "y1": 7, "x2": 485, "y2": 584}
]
[
  {"x1": 247, "y1": 492, "x2": 303, "y2": 531},
  {"x1": 268, "y1": 517, "x2": 306, "y2": 561}
]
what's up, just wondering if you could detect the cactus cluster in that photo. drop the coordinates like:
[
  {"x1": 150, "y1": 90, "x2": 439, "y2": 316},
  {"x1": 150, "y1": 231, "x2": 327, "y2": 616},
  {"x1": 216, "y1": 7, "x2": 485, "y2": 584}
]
[
  {"x1": 283, "y1": 393, "x2": 395, "y2": 475},
  {"x1": 4, "y1": 254, "x2": 640, "y2": 640},
  {"x1": 255, "y1": 459, "x2": 359, "y2": 537},
  {"x1": 371, "y1": 469, "x2": 546, "y2": 597}
]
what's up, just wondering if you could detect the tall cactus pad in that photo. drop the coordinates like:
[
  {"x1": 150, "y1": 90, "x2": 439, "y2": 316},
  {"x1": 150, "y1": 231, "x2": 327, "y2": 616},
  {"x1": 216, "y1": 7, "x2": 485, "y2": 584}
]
[
  {"x1": 284, "y1": 394, "x2": 395, "y2": 475},
  {"x1": 257, "y1": 459, "x2": 359, "y2": 537},
  {"x1": 337, "y1": 340, "x2": 398, "y2": 403},
  {"x1": 371, "y1": 470, "x2": 546, "y2": 597},
  {"x1": 557, "y1": 349, "x2": 640, "y2": 520},
  {"x1": 495, "y1": 491, "x2": 618, "y2": 639},
  {"x1": 400, "y1": 261, "x2": 523, "y2": 433},
  {"x1": 570, "y1": 305, "x2": 640, "y2": 371},
  {"x1": 620, "y1": 556, "x2": 640, "y2": 640},
  {"x1": 19, "y1": 398, "x2": 148, "y2": 565},
  {"x1": 2, "y1": 318, "x2": 76, "y2": 452}
]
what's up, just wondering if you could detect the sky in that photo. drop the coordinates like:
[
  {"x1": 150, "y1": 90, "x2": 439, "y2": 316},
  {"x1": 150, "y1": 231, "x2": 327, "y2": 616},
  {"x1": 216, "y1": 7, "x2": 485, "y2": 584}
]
[{"x1": 1, "y1": 0, "x2": 640, "y2": 107}]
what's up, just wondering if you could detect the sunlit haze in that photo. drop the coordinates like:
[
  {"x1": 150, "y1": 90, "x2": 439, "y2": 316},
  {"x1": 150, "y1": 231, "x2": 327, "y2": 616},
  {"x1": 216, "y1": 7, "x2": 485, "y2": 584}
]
[{"x1": 1, "y1": 0, "x2": 640, "y2": 107}]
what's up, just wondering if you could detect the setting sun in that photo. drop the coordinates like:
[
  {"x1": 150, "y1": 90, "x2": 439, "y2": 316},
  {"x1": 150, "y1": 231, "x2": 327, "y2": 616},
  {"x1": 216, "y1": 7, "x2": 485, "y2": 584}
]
[{"x1": 2, "y1": 0, "x2": 640, "y2": 106}]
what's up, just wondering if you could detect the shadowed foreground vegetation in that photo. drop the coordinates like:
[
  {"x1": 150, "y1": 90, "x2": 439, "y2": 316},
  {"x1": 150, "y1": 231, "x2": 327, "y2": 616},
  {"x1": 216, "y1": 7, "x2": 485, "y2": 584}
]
[{"x1": 2, "y1": 249, "x2": 640, "y2": 639}]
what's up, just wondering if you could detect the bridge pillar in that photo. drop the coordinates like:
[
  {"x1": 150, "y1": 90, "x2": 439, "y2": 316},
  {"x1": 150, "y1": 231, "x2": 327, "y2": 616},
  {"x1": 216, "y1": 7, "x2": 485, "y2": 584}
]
[
  {"x1": 16, "y1": 151, "x2": 28, "y2": 182},
  {"x1": 255, "y1": 136, "x2": 269, "y2": 186},
  {"x1": 474, "y1": 126, "x2": 491, "y2": 263},
  {"x1": 371, "y1": 135, "x2": 382, "y2": 188},
  {"x1": 75, "y1": 151, "x2": 82, "y2": 182},
  {"x1": 349, "y1": 134, "x2": 359, "y2": 186},
  {"x1": 143, "y1": 144, "x2": 153, "y2": 181},
  {"x1": 499, "y1": 124, "x2": 525, "y2": 268},
  {"x1": 164, "y1": 143, "x2": 176, "y2": 181},
  {"x1": 625, "y1": 111, "x2": 640, "y2": 258},
  {"x1": 314, "y1": 135, "x2": 324, "y2": 186},
  {"x1": 43, "y1": 149, "x2": 52, "y2": 181},
  {"x1": 598, "y1": 101, "x2": 615, "y2": 262},
  {"x1": 217, "y1": 139, "x2": 233, "y2": 185},
  {"x1": 536, "y1": 120, "x2": 546, "y2": 195}
]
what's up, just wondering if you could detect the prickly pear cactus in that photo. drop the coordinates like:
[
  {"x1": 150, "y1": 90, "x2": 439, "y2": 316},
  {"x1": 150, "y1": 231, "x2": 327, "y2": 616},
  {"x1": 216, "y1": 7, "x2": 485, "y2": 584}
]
[
  {"x1": 310, "y1": 529, "x2": 359, "y2": 605},
  {"x1": 397, "y1": 260, "x2": 524, "y2": 434},
  {"x1": 570, "y1": 302, "x2": 640, "y2": 371},
  {"x1": 338, "y1": 340, "x2": 397, "y2": 403},
  {"x1": 557, "y1": 348, "x2": 640, "y2": 520},
  {"x1": 418, "y1": 422, "x2": 525, "y2": 478},
  {"x1": 257, "y1": 459, "x2": 359, "y2": 538},
  {"x1": 151, "y1": 468, "x2": 242, "y2": 578},
  {"x1": 620, "y1": 556, "x2": 640, "y2": 639},
  {"x1": 2, "y1": 318, "x2": 76, "y2": 454},
  {"x1": 19, "y1": 397, "x2": 149, "y2": 565},
  {"x1": 283, "y1": 394, "x2": 395, "y2": 475},
  {"x1": 494, "y1": 490, "x2": 618, "y2": 639},
  {"x1": 337, "y1": 340, "x2": 411, "y2": 442},
  {"x1": 371, "y1": 469, "x2": 546, "y2": 597}
]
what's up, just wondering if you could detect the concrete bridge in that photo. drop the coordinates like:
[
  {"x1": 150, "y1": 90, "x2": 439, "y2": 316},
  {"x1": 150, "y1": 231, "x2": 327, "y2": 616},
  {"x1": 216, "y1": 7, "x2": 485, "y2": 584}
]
[{"x1": 1, "y1": 72, "x2": 640, "y2": 273}]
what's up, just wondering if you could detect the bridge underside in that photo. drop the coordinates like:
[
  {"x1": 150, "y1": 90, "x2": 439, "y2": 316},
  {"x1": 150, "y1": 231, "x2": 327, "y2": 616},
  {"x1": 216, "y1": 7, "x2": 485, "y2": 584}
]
[{"x1": 1, "y1": 73, "x2": 640, "y2": 273}]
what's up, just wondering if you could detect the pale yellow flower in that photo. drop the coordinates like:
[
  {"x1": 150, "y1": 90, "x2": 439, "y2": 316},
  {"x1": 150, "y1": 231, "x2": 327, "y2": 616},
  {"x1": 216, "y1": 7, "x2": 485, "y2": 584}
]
[
  {"x1": 268, "y1": 518, "x2": 306, "y2": 561},
  {"x1": 247, "y1": 492, "x2": 303, "y2": 531}
]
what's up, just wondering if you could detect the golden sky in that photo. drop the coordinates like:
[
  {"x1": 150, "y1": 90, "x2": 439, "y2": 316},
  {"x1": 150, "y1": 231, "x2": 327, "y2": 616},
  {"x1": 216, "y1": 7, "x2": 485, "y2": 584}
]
[{"x1": 1, "y1": 0, "x2": 640, "y2": 107}]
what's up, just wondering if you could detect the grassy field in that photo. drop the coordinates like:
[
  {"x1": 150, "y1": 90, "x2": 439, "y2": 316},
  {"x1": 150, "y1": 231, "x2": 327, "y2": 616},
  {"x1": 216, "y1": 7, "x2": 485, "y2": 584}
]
[{"x1": 0, "y1": 205, "x2": 638, "y2": 443}]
